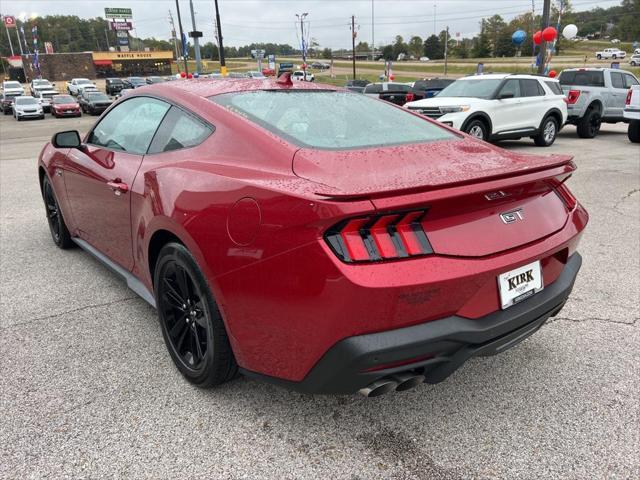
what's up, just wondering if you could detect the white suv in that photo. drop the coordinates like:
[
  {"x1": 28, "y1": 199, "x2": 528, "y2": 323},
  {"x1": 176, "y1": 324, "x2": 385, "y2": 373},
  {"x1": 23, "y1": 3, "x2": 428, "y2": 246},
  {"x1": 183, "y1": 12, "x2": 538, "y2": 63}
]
[{"x1": 404, "y1": 74, "x2": 568, "y2": 146}]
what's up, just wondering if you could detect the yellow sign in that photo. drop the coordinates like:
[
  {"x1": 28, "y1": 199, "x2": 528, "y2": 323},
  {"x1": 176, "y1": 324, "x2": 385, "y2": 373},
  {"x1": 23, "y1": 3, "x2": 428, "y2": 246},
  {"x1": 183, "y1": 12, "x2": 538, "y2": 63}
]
[{"x1": 92, "y1": 51, "x2": 173, "y2": 61}]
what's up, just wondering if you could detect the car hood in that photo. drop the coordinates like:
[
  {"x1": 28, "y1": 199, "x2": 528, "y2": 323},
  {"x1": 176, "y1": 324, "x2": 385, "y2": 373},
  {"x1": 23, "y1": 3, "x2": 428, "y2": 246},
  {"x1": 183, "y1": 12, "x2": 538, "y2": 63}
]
[
  {"x1": 14, "y1": 104, "x2": 40, "y2": 110},
  {"x1": 406, "y1": 96, "x2": 490, "y2": 108},
  {"x1": 292, "y1": 138, "x2": 573, "y2": 197}
]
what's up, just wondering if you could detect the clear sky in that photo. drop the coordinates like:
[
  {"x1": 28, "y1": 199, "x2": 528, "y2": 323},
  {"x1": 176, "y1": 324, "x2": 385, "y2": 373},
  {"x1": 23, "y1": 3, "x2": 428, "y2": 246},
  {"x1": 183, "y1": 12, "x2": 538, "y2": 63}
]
[{"x1": 5, "y1": 0, "x2": 625, "y2": 49}]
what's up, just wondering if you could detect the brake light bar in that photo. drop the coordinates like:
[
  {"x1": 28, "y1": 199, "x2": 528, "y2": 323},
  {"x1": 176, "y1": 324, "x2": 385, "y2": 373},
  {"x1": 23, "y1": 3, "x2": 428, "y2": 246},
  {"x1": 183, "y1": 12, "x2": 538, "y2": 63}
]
[
  {"x1": 405, "y1": 92, "x2": 415, "y2": 103},
  {"x1": 566, "y1": 90, "x2": 581, "y2": 105},
  {"x1": 325, "y1": 210, "x2": 433, "y2": 263},
  {"x1": 626, "y1": 89, "x2": 633, "y2": 106}
]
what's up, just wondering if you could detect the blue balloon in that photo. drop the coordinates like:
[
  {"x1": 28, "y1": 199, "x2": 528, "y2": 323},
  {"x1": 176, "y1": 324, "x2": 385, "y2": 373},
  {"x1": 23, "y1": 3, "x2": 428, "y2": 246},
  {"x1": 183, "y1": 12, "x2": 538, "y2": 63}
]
[
  {"x1": 512, "y1": 30, "x2": 527, "y2": 45},
  {"x1": 193, "y1": 72, "x2": 200, "y2": 78}
]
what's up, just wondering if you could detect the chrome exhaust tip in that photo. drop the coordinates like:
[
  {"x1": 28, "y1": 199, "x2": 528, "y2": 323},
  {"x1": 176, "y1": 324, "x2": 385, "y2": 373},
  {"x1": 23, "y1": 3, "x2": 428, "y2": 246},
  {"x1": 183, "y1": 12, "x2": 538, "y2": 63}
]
[
  {"x1": 358, "y1": 379, "x2": 398, "y2": 397},
  {"x1": 391, "y1": 373, "x2": 426, "y2": 392}
]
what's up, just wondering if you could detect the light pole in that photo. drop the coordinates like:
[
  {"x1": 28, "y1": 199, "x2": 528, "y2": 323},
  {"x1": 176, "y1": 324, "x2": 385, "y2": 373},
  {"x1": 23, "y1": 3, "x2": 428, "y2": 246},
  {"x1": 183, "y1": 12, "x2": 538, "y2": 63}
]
[
  {"x1": 296, "y1": 13, "x2": 308, "y2": 78},
  {"x1": 174, "y1": 0, "x2": 188, "y2": 76},
  {"x1": 188, "y1": 0, "x2": 202, "y2": 73}
]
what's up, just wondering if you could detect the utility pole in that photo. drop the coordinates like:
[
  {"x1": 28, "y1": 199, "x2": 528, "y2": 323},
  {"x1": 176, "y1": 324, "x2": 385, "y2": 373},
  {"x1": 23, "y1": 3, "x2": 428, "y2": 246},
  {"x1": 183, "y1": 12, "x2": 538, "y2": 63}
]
[
  {"x1": 188, "y1": 0, "x2": 202, "y2": 73},
  {"x1": 15, "y1": 24, "x2": 23, "y2": 56},
  {"x1": 433, "y1": 2, "x2": 436, "y2": 36},
  {"x1": 175, "y1": 0, "x2": 189, "y2": 76},
  {"x1": 296, "y1": 13, "x2": 308, "y2": 78},
  {"x1": 104, "y1": 26, "x2": 110, "y2": 50},
  {"x1": 214, "y1": 0, "x2": 226, "y2": 76},
  {"x1": 351, "y1": 15, "x2": 357, "y2": 79},
  {"x1": 537, "y1": 0, "x2": 551, "y2": 75},
  {"x1": 168, "y1": 10, "x2": 180, "y2": 61},
  {"x1": 444, "y1": 26, "x2": 449, "y2": 76}
]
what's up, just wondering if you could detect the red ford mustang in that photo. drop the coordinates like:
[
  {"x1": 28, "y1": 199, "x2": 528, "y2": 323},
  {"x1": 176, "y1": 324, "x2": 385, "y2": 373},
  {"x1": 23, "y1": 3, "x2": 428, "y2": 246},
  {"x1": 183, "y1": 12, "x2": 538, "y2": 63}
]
[{"x1": 39, "y1": 75, "x2": 588, "y2": 396}]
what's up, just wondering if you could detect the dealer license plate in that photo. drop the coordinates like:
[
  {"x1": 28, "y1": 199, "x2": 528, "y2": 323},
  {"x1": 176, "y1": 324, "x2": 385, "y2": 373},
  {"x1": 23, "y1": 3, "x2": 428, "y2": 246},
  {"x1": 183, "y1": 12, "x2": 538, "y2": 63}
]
[{"x1": 498, "y1": 260, "x2": 543, "y2": 309}]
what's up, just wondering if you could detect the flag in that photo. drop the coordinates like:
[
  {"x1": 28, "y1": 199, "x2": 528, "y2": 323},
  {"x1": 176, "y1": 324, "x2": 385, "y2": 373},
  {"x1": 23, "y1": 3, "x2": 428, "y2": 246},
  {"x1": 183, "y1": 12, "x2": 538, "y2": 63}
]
[{"x1": 181, "y1": 32, "x2": 188, "y2": 58}]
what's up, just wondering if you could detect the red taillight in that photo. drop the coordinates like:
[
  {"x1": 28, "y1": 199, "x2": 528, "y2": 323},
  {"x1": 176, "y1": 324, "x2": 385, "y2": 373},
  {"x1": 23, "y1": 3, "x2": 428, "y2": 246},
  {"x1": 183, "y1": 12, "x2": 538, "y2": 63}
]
[
  {"x1": 405, "y1": 92, "x2": 415, "y2": 103},
  {"x1": 626, "y1": 89, "x2": 633, "y2": 106},
  {"x1": 566, "y1": 90, "x2": 581, "y2": 104},
  {"x1": 325, "y1": 210, "x2": 433, "y2": 263}
]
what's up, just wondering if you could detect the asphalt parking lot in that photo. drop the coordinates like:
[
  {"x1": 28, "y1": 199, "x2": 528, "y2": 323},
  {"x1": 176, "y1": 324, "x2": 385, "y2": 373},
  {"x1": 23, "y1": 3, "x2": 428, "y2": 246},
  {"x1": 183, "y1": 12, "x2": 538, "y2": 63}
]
[{"x1": 0, "y1": 112, "x2": 638, "y2": 480}]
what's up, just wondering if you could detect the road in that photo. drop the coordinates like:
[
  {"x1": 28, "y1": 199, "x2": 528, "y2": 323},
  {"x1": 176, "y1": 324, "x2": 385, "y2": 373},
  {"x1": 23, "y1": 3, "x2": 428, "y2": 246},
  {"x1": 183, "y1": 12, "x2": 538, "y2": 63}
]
[{"x1": 0, "y1": 109, "x2": 638, "y2": 479}]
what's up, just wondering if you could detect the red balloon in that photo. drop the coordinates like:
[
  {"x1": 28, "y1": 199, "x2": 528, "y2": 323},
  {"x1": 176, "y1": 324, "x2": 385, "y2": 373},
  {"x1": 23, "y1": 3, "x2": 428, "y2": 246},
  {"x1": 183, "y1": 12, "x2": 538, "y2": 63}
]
[
  {"x1": 188, "y1": 73, "x2": 193, "y2": 79},
  {"x1": 533, "y1": 30, "x2": 542, "y2": 45},
  {"x1": 542, "y1": 26, "x2": 557, "y2": 42},
  {"x1": 180, "y1": 71, "x2": 186, "y2": 78},
  {"x1": 549, "y1": 70, "x2": 557, "y2": 78},
  {"x1": 389, "y1": 74, "x2": 395, "y2": 81}
]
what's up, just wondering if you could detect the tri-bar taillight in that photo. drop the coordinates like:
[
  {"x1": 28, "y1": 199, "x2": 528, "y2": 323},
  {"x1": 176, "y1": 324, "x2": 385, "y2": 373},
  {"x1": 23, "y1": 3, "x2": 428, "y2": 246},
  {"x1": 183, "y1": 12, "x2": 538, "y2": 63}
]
[
  {"x1": 324, "y1": 210, "x2": 433, "y2": 263},
  {"x1": 565, "y1": 90, "x2": 581, "y2": 105}
]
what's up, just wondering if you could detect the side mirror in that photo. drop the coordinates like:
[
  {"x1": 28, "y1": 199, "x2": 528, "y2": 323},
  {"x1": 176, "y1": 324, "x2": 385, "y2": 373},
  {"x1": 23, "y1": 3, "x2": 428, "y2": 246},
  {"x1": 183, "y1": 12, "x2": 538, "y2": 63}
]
[
  {"x1": 498, "y1": 92, "x2": 515, "y2": 99},
  {"x1": 52, "y1": 130, "x2": 82, "y2": 149}
]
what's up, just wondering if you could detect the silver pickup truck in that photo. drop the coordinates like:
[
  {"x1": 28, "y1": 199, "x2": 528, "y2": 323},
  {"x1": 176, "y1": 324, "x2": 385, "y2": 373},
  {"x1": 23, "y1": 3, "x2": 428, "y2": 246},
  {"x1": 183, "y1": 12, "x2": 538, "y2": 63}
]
[{"x1": 559, "y1": 67, "x2": 639, "y2": 138}]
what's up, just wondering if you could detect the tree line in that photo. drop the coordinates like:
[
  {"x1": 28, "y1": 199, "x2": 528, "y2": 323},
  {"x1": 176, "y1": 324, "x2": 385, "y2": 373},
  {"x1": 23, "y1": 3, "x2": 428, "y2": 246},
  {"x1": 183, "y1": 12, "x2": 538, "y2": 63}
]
[{"x1": 1, "y1": 1, "x2": 637, "y2": 60}]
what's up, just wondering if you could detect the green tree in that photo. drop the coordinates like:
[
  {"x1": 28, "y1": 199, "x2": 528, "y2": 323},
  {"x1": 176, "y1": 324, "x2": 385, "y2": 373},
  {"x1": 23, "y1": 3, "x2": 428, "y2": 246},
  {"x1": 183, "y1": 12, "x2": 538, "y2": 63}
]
[
  {"x1": 472, "y1": 20, "x2": 491, "y2": 58},
  {"x1": 408, "y1": 35, "x2": 423, "y2": 58},
  {"x1": 423, "y1": 35, "x2": 443, "y2": 59},
  {"x1": 322, "y1": 48, "x2": 332, "y2": 59},
  {"x1": 392, "y1": 35, "x2": 408, "y2": 60}
]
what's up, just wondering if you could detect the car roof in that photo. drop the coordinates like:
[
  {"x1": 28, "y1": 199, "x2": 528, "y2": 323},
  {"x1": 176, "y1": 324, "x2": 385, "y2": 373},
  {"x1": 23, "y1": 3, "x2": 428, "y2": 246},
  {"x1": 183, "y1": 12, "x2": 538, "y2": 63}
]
[{"x1": 144, "y1": 77, "x2": 338, "y2": 98}]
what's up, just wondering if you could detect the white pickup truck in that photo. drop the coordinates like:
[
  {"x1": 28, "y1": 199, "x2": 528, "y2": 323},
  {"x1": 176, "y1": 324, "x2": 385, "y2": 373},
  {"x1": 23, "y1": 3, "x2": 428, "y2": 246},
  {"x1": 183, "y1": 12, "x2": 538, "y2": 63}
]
[
  {"x1": 66, "y1": 78, "x2": 97, "y2": 96},
  {"x1": 624, "y1": 85, "x2": 640, "y2": 143},
  {"x1": 596, "y1": 48, "x2": 626, "y2": 60}
]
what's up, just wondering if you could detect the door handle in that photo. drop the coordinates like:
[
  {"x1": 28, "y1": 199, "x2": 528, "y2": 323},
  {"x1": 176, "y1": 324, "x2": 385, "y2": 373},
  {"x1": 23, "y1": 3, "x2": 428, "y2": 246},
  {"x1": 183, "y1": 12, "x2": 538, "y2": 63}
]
[{"x1": 107, "y1": 180, "x2": 129, "y2": 196}]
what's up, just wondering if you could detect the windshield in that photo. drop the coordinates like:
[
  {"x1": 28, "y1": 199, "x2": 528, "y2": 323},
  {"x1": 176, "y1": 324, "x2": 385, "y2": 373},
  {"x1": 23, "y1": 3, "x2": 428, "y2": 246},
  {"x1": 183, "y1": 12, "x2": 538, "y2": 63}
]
[
  {"x1": 211, "y1": 90, "x2": 456, "y2": 150},
  {"x1": 437, "y1": 79, "x2": 502, "y2": 98},
  {"x1": 3, "y1": 92, "x2": 20, "y2": 99},
  {"x1": 16, "y1": 97, "x2": 39, "y2": 105},
  {"x1": 109, "y1": 79, "x2": 123, "y2": 84},
  {"x1": 42, "y1": 92, "x2": 57, "y2": 98},
  {"x1": 88, "y1": 93, "x2": 110, "y2": 101},
  {"x1": 4, "y1": 82, "x2": 21, "y2": 88},
  {"x1": 34, "y1": 80, "x2": 51, "y2": 86},
  {"x1": 77, "y1": 79, "x2": 92, "y2": 85},
  {"x1": 52, "y1": 95, "x2": 75, "y2": 104}
]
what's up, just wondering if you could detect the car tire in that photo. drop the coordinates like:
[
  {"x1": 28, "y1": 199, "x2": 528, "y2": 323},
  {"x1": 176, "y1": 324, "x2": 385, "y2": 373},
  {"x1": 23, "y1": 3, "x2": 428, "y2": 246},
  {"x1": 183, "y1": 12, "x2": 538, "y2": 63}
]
[
  {"x1": 534, "y1": 116, "x2": 559, "y2": 146},
  {"x1": 464, "y1": 119, "x2": 489, "y2": 141},
  {"x1": 612, "y1": 54, "x2": 617, "y2": 59},
  {"x1": 596, "y1": 54, "x2": 602, "y2": 60},
  {"x1": 576, "y1": 109, "x2": 601, "y2": 138},
  {"x1": 628, "y1": 120, "x2": 640, "y2": 143},
  {"x1": 154, "y1": 242, "x2": 238, "y2": 388},
  {"x1": 41, "y1": 176, "x2": 73, "y2": 249}
]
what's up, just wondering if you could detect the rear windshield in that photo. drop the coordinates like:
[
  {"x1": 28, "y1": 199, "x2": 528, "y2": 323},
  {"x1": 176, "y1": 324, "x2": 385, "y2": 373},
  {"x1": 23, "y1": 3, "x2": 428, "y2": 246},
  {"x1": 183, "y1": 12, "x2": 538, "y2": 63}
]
[
  {"x1": 211, "y1": 90, "x2": 456, "y2": 150},
  {"x1": 558, "y1": 70, "x2": 605, "y2": 87},
  {"x1": 4, "y1": 82, "x2": 21, "y2": 88},
  {"x1": 52, "y1": 95, "x2": 75, "y2": 104},
  {"x1": 438, "y1": 79, "x2": 502, "y2": 98},
  {"x1": 414, "y1": 79, "x2": 454, "y2": 90},
  {"x1": 363, "y1": 84, "x2": 383, "y2": 93},
  {"x1": 88, "y1": 93, "x2": 110, "y2": 101}
]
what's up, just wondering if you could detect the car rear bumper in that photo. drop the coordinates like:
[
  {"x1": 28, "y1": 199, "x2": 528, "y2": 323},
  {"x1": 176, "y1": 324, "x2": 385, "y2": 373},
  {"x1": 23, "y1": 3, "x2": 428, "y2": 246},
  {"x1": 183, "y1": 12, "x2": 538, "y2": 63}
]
[{"x1": 242, "y1": 253, "x2": 581, "y2": 394}]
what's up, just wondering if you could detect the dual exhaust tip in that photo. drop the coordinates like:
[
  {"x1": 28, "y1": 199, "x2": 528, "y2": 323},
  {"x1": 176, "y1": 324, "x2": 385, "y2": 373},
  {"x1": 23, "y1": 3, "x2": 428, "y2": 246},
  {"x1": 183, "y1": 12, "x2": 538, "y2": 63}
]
[{"x1": 358, "y1": 372, "x2": 426, "y2": 397}]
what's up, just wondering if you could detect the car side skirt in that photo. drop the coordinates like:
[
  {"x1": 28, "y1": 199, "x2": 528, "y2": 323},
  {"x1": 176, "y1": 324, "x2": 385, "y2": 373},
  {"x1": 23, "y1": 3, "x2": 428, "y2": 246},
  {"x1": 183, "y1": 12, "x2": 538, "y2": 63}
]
[{"x1": 72, "y1": 237, "x2": 156, "y2": 308}]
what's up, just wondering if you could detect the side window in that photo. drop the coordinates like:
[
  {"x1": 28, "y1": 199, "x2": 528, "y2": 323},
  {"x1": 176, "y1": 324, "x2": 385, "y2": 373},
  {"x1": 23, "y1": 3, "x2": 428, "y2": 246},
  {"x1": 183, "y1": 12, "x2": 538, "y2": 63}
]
[
  {"x1": 498, "y1": 79, "x2": 521, "y2": 98},
  {"x1": 520, "y1": 79, "x2": 544, "y2": 97},
  {"x1": 610, "y1": 72, "x2": 625, "y2": 89},
  {"x1": 148, "y1": 106, "x2": 213, "y2": 154},
  {"x1": 545, "y1": 81, "x2": 563, "y2": 95},
  {"x1": 624, "y1": 74, "x2": 639, "y2": 88},
  {"x1": 87, "y1": 97, "x2": 170, "y2": 154}
]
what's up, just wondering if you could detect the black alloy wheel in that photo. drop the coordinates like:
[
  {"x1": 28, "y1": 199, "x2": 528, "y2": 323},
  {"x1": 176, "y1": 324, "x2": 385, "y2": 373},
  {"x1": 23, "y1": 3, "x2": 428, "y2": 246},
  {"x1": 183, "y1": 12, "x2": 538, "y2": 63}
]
[
  {"x1": 42, "y1": 176, "x2": 72, "y2": 248},
  {"x1": 155, "y1": 243, "x2": 237, "y2": 387}
]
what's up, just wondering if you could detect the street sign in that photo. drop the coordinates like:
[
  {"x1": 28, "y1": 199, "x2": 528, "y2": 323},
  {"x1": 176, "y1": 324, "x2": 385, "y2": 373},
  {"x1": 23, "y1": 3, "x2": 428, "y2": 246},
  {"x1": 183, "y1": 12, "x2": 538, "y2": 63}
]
[
  {"x1": 105, "y1": 7, "x2": 132, "y2": 19},
  {"x1": 251, "y1": 49, "x2": 265, "y2": 59},
  {"x1": 3, "y1": 15, "x2": 16, "y2": 28},
  {"x1": 110, "y1": 21, "x2": 132, "y2": 31},
  {"x1": 116, "y1": 30, "x2": 128, "y2": 38},
  {"x1": 188, "y1": 31, "x2": 203, "y2": 38}
]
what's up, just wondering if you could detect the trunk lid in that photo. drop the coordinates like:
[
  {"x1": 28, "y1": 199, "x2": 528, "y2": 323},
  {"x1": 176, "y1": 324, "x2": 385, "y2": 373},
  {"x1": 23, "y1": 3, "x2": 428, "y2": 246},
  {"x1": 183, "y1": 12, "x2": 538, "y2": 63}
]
[{"x1": 293, "y1": 138, "x2": 575, "y2": 257}]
